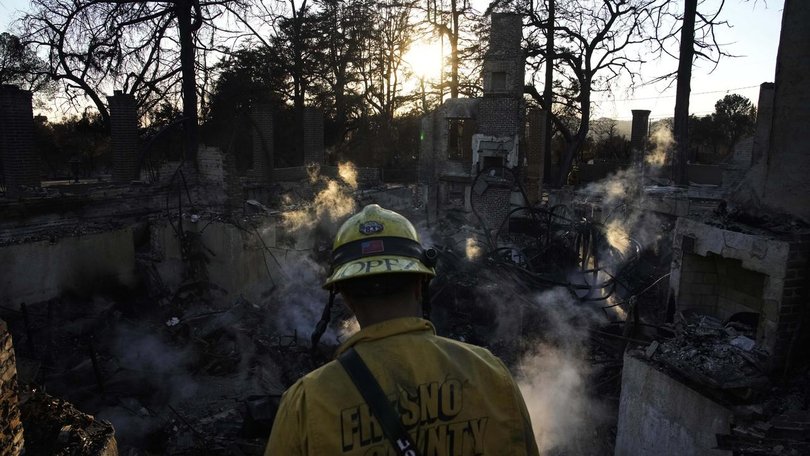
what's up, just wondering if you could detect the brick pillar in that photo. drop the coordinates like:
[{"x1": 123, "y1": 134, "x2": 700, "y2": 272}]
[
  {"x1": 108, "y1": 91, "x2": 139, "y2": 182},
  {"x1": 249, "y1": 103, "x2": 273, "y2": 182},
  {"x1": 0, "y1": 320, "x2": 24, "y2": 455},
  {"x1": 302, "y1": 107, "x2": 324, "y2": 165},
  {"x1": 752, "y1": 83, "x2": 775, "y2": 166},
  {"x1": 630, "y1": 109, "x2": 651, "y2": 166},
  {"x1": 0, "y1": 85, "x2": 39, "y2": 197},
  {"x1": 526, "y1": 108, "x2": 547, "y2": 190}
]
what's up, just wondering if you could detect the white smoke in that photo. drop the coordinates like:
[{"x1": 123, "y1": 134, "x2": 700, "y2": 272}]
[
  {"x1": 516, "y1": 287, "x2": 609, "y2": 454},
  {"x1": 338, "y1": 161, "x2": 358, "y2": 189},
  {"x1": 281, "y1": 162, "x2": 358, "y2": 234},
  {"x1": 645, "y1": 122, "x2": 675, "y2": 168},
  {"x1": 270, "y1": 162, "x2": 363, "y2": 344},
  {"x1": 465, "y1": 237, "x2": 483, "y2": 261}
]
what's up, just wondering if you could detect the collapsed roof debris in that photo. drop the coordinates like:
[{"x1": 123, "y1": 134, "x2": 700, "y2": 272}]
[{"x1": 19, "y1": 389, "x2": 117, "y2": 456}]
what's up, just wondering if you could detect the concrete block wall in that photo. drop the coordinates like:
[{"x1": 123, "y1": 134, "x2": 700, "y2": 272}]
[
  {"x1": 0, "y1": 85, "x2": 39, "y2": 197},
  {"x1": 197, "y1": 146, "x2": 241, "y2": 209},
  {"x1": 108, "y1": 91, "x2": 139, "y2": 182},
  {"x1": 249, "y1": 103, "x2": 273, "y2": 182},
  {"x1": 0, "y1": 320, "x2": 24, "y2": 456},
  {"x1": 198, "y1": 147, "x2": 226, "y2": 185},
  {"x1": 302, "y1": 107, "x2": 324, "y2": 165},
  {"x1": 678, "y1": 254, "x2": 721, "y2": 312}
]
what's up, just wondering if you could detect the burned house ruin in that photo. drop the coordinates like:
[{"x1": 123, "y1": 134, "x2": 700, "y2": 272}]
[{"x1": 0, "y1": 5, "x2": 808, "y2": 456}]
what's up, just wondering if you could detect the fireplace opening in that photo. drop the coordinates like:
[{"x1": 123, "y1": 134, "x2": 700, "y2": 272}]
[{"x1": 678, "y1": 252, "x2": 769, "y2": 341}]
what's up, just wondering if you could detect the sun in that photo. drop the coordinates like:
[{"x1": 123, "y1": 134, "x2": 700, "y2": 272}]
[{"x1": 404, "y1": 39, "x2": 444, "y2": 80}]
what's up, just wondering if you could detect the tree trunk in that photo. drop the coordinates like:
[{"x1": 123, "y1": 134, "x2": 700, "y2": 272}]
[
  {"x1": 543, "y1": 0, "x2": 555, "y2": 186},
  {"x1": 557, "y1": 88, "x2": 589, "y2": 187},
  {"x1": 673, "y1": 0, "x2": 697, "y2": 185},
  {"x1": 176, "y1": 0, "x2": 198, "y2": 162},
  {"x1": 449, "y1": 0, "x2": 459, "y2": 98}
]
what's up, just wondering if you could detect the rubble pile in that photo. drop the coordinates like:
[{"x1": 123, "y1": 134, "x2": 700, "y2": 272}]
[
  {"x1": 650, "y1": 312, "x2": 769, "y2": 393},
  {"x1": 8, "y1": 291, "x2": 319, "y2": 455},
  {"x1": 19, "y1": 389, "x2": 117, "y2": 456},
  {"x1": 717, "y1": 367, "x2": 810, "y2": 455},
  {"x1": 641, "y1": 311, "x2": 810, "y2": 455}
]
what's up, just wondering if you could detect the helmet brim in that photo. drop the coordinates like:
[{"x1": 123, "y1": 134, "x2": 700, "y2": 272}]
[{"x1": 323, "y1": 254, "x2": 436, "y2": 289}]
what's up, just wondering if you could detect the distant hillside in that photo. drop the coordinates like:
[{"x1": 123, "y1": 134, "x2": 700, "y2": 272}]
[{"x1": 590, "y1": 117, "x2": 633, "y2": 139}]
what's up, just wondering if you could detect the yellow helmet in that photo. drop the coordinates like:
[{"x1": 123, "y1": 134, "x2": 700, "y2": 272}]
[{"x1": 323, "y1": 204, "x2": 436, "y2": 289}]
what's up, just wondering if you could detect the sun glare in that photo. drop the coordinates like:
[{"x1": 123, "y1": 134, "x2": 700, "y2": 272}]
[{"x1": 404, "y1": 39, "x2": 444, "y2": 80}]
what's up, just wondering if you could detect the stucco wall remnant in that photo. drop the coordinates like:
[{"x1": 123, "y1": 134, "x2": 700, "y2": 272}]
[{"x1": 615, "y1": 353, "x2": 733, "y2": 456}]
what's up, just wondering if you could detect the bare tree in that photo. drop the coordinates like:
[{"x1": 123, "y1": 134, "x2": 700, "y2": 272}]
[
  {"x1": 651, "y1": 0, "x2": 731, "y2": 184},
  {"x1": 21, "y1": 0, "x2": 240, "y2": 158},
  {"x1": 359, "y1": 0, "x2": 416, "y2": 126},
  {"x1": 422, "y1": 0, "x2": 481, "y2": 99},
  {"x1": 494, "y1": 0, "x2": 666, "y2": 186},
  {"x1": 0, "y1": 32, "x2": 52, "y2": 93},
  {"x1": 311, "y1": 0, "x2": 374, "y2": 142}
]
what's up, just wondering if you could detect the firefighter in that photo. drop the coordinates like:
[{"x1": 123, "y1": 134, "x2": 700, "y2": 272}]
[{"x1": 265, "y1": 204, "x2": 539, "y2": 456}]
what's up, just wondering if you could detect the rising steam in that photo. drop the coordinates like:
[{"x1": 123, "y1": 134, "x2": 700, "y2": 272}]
[
  {"x1": 281, "y1": 162, "x2": 359, "y2": 234},
  {"x1": 271, "y1": 162, "x2": 362, "y2": 342},
  {"x1": 645, "y1": 123, "x2": 674, "y2": 167},
  {"x1": 338, "y1": 162, "x2": 358, "y2": 189},
  {"x1": 465, "y1": 237, "x2": 482, "y2": 261},
  {"x1": 516, "y1": 288, "x2": 608, "y2": 454}
]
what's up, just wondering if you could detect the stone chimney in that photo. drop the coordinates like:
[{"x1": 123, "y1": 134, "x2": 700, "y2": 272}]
[{"x1": 734, "y1": 0, "x2": 810, "y2": 223}]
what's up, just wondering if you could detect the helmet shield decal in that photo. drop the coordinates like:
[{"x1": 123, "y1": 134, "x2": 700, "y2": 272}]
[
  {"x1": 359, "y1": 221, "x2": 384, "y2": 235},
  {"x1": 324, "y1": 254, "x2": 435, "y2": 287}
]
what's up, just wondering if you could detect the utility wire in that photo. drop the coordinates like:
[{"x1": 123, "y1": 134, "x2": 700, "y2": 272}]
[{"x1": 593, "y1": 84, "x2": 760, "y2": 103}]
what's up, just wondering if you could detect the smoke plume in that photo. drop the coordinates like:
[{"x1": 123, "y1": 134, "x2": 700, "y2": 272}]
[
  {"x1": 516, "y1": 287, "x2": 609, "y2": 454},
  {"x1": 270, "y1": 162, "x2": 363, "y2": 343},
  {"x1": 645, "y1": 122, "x2": 675, "y2": 168}
]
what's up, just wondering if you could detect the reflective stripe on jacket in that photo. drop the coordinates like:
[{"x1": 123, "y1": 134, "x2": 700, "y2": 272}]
[{"x1": 265, "y1": 317, "x2": 539, "y2": 456}]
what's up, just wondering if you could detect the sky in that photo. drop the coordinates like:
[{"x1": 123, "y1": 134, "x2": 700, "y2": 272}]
[
  {"x1": 597, "y1": 0, "x2": 786, "y2": 120},
  {"x1": 0, "y1": 0, "x2": 786, "y2": 120}
]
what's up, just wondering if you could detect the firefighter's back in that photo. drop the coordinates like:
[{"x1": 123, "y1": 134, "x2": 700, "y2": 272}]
[{"x1": 265, "y1": 317, "x2": 539, "y2": 456}]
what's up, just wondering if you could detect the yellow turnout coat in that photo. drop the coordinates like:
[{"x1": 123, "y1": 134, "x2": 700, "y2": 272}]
[{"x1": 265, "y1": 317, "x2": 539, "y2": 456}]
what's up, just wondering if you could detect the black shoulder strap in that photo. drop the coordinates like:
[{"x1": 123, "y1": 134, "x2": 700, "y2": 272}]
[{"x1": 338, "y1": 347, "x2": 421, "y2": 456}]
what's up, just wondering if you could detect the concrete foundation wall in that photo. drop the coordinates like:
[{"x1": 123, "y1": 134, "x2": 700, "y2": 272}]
[
  {"x1": 152, "y1": 221, "x2": 277, "y2": 305},
  {"x1": 0, "y1": 228, "x2": 137, "y2": 310},
  {"x1": 615, "y1": 354, "x2": 732, "y2": 456}
]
